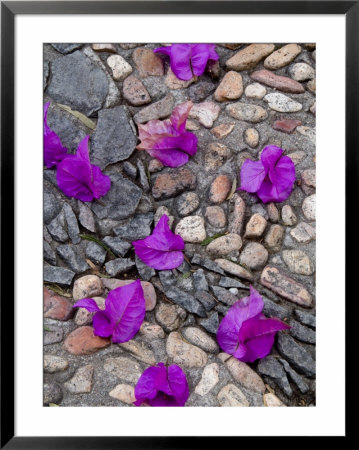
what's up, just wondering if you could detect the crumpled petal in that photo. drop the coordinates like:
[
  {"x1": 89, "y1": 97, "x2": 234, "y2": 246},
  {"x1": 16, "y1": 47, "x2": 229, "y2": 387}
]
[
  {"x1": 133, "y1": 214, "x2": 184, "y2": 270},
  {"x1": 239, "y1": 145, "x2": 295, "y2": 203},
  {"x1": 72, "y1": 280, "x2": 145, "y2": 343},
  {"x1": 43, "y1": 102, "x2": 68, "y2": 168},
  {"x1": 154, "y1": 43, "x2": 219, "y2": 80},
  {"x1": 134, "y1": 362, "x2": 189, "y2": 407},
  {"x1": 136, "y1": 102, "x2": 197, "y2": 168},
  {"x1": 239, "y1": 159, "x2": 266, "y2": 193},
  {"x1": 56, "y1": 136, "x2": 111, "y2": 202},
  {"x1": 217, "y1": 286, "x2": 290, "y2": 363}
]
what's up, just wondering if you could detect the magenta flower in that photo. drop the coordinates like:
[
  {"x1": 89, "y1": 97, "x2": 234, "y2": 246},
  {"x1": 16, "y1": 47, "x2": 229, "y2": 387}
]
[
  {"x1": 239, "y1": 145, "x2": 295, "y2": 203},
  {"x1": 56, "y1": 135, "x2": 111, "y2": 202},
  {"x1": 134, "y1": 362, "x2": 189, "y2": 407},
  {"x1": 43, "y1": 102, "x2": 68, "y2": 168},
  {"x1": 136, "y1": 101, "x2": 198, "y2": 168},
  {"x1": 73, "y1": 280, "x2": 146, "y2": 344},
  {"x1": 217, "y1": 286, "x2": 290, "y2": 363},
  {"x1": 133, "y1": 214, "x2": 184, "y2": 270},
  {"x1": 154, "y1": 44, "x2": 219, "y2": 81}
]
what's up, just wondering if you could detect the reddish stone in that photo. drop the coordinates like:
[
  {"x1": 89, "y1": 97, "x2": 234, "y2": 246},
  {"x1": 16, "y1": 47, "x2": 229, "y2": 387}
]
[
  {"x1": 132, "y1": 48, "x2": 164, "y2": 77},
  {"x1": 152, "y1": 168, "x2": 196, "y2": 200},
  {"x1": 44, "y1": 287, "x2": 73, "y2": 321},
  {"x1": 251, "y1": 69, "x2": 305, "y2": 93},
  {"x1": 209, "y1": 175, "x2": 231, "y2": 204},
  {"x1": 63, "y1": 326, "x2": 110, "y2": 355},
  {"x1": 102, "y1": 278, "x2": 157, "y2": 311},
  {"x1": 122, "y1": 75, "x2": 151, "y2": 106},
  {"x1": 272, "y1": 119, "x2": 302, "y2": 134}
]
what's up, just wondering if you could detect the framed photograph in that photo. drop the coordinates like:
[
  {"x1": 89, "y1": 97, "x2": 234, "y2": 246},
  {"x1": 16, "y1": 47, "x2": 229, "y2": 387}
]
[{"x1": 1, "y1": 1, "x2": 351, "y2": 447}]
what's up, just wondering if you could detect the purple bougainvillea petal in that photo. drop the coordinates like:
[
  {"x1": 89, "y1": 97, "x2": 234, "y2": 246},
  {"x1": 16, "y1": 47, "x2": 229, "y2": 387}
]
[
  {"x1": 170, "y1": 101, "x2": 193, "y2": 133},
  {"x1": 72, "y1": 298, "x2": 101, "y2": 312},
  {"x1": 239, "y1": 145, "x2": 296, "y2": 204},
  {"x1": 56, "y1": 136, "x2": 111, "y2": 202},
  {"x1": 217, "y1": 286, "x2": 289, "y2": 363},
  {"x1": 239, "y1": 159, "x2": 266, "y2": 193},
  {"x1": 154, "y1": 43, "x2": 219, "y2": 81},
  {"x1": 136, "y1": 102, "x2": 197, "y2": 168},
  {"x1": 134, "y1": 362, "x2": 189, "y2": 407},
  {"x1": 43, "y1": 102, "x2": 68, "y2": 168},
  {"x1": 105, "y1": 280, "x2": 146, "y2": 344},
  {"x1": 133, "y1": 214, "x2": 184, "y2": 270},
  {"x1": 92, "y1": 311, "x2": 113, "y2": 338}
]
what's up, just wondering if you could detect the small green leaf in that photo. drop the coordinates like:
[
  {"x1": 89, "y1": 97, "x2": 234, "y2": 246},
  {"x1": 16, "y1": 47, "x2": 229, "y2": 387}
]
[
  {"x1": 44, "y1": 283, "x2": 72, "y2": 298},
  {"x1": 43, "y1": 326, "x2": 52, "y2": 332},
  {"x1": 201, "y1": 232, "x2": 228, "y2": 246},
  {"x1": 49, "y1": 403, "x2": 59, "y2": 407},
  {"x1": 144, "y1": 161, "x2": 151, "y2": 184},
  {"x1": 226, "y1": 178, "x2": 237, "y2": 200},
  {"x1": 182, "y1": 272, "x2": 191, "y2": 279},
  {"x1": 79, "y1": 234, "x2": 116, "y2": 258},
  {"x1": 57, "y1": 103, "x2": 96, "y2": 130}
]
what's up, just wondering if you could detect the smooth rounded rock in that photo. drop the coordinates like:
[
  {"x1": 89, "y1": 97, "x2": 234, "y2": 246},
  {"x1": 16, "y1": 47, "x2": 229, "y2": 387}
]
[
  {"x1": 245, "y1": 82, "x2": 266, "y2": 99},
  {"x1": 264, "y1": 44, "x2": 302, "y2": 70},
  {"x1": 302, "y1": 194, "x2": 316, "y2": 221},
  {"x1": 244, "y1": 128, "x2": 259, "y2": 148},
  {"x1": 282, "y1": 250, "x2": 314, "y2": 275},
  {"x1": 182, "y1": 327, "x2": 219, "y2": 353},
  {"x1": 244, "y1": 213, "x2": 267, "y2": 238},
  {"x1": 207, "y1": 233, "x2": 242, "y2": 256},
  {"x1": 63, "y1": 326, "x2": 110, "y2": 355},
  {"x1": 195, "y1": 363, "x2": 220, "y2": 396},
  {"x1": 107, "y1": 54, "x2": 133, "y2": 81},
  {"x1": 214, "y1": 71, "x2": 243, "y2": 101},
  {"x1": 289, "y1": 62, "x2": 315, "y2": 81},
  {"x1": 240, "y1": 242, "x2": 268, "y2": 270},
  {"x1": 281, "y1": 205, "x2": 297, "y2": 226},
  {"x1": 264, "y1": 93, "x2": 302, "y2": 113},
  {"x1": 166, "y1": 332, "x2": 208, "y2": 368},
  {"x1": 109, "y1": 384, "x2": 136, "y2": 404},
  {"x1": 73, "y1": 275, "x2": 103, "y2": 301},
  {"x1": 217, "y1": 384, "x2": 249, "y2": 407},
  {"x1": 209, "y1": 175, "x2": 232, "y2": 203},
  {"x1": 175, "y1": 216, "x2": 206, "y2": 243},
  {"x1": 205, "y1": 206, "x2": 226, "y2": 228}
]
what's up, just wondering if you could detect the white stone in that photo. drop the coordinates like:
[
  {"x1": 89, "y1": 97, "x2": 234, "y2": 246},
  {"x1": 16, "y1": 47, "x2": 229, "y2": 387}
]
[
  {"x1": 264, "y1": 93, "x2": 302, "y2": 113},
  {"x1": 296, "y1": 126, "x2": 316, "y2": 145},
  {"x1": 107, "y1": 54, "x2": 133, "y2": 81},
  {"x1": 109, "y1": 384, "x2": 136, "y2": 405},
  {"x1": 263, "y1": 392, "x2": 286, "y2": 407},
  {"x1": 282, "y1": 250, "x2": 314, "y2": 275},
  {"x1": 245, "y1": 82, "x2": 266, "y2": 99},
  {"x1": 195, "y1": 363, "x2": 219, "y2": 396},
  {"x1": 64, "y1": 365, "x2": 94, "y2": 394},
  {"x1": 281, "y1": 205, "x2": 297, "y2": 226},
  {"x1": 175, "y1": 216, "x2": 206, "y2": 243},
  {"x1": 302, "y1": 194, "x2": 316, "y2": 221},
  {"x1": 189, "y1": 101, "x2": 221, "y2": 128},
  {"x1": 44, "y1": 355, "x2": 69, "y2": 373},
  {"x1": 289, "y1": 62, "x2": 315, "y2": 81},
  {"x1": 217, "y1": 384, "x2": 249, "y2": 407}
]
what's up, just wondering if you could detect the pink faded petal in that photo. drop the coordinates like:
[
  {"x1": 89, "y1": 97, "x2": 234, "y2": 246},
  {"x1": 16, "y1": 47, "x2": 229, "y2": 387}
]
[
  {"x1": 260, "y1": 145, "x2": 283, "y2": 172},
  {"x1": 106, "y1": 280, "x2": 146, "y2": 343},
  {"x1": 92, "y1": 311, "x2": 113, "y2": 337},
  {"x1": 154, "y1": 134, "x2": 198, "y2": 155},
  {"x1": 73, "y1": 298, "x2": 100, "y2": 312},
  {"x1": 137, "y1": 120, "x2": 174, "y2": 145},
  {"x1": 169, "y1": 44, "x2": 193, "y2": 80},
  {"x1": 90, "y1": 164, "x2": 111, "y2": 199},
  {"x1": 170, "y1": 101, "x2": 193, "y2": 133},
  {"x1": 190, "y1": 44, "x2": 211, "y2": 76},
  {"x1": 56, "y1": 156, "x2": 94, "y2": 202},
  {"x1": 146, "y1": 148, "x2": 189, "y2": 168},
  {"x1": 239, "y1": 159, "x2": 266, "y2": 193}
]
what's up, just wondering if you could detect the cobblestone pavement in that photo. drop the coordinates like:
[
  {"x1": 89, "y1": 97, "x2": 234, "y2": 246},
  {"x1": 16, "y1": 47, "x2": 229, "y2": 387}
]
[{"x1": 43, "y1": 43, "x2": 316, "y2": 407}]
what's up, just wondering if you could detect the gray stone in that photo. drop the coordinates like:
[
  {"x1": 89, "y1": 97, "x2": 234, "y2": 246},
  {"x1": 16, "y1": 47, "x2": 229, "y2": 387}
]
[
  {"x1": 90, "y1": 106, "x2": 137, "y2": 169},
  {"x1": 43, "y1": 266, "x2": 75, "y2": 285},
  {"x1": 56, "y1": 244, "x2": 89, "y2": 273},
  {"x1": 195, "y1": 291, "x2": 216, "y2": 311},
  {"x1": 210, "y1": 286, "x2": 238, "y2": 306},
  {"x1": 277, "y1": 333, "x2": 316, "y2": 377},
  {"x1": 155, "y1": 302, "x2": 187, "y2": 332},
  {"x1": 263, "y1": 297, "x2": 289, "y2": 321},
  {"x1": 294, "y1": 309, "x2": 316, "y2": 328},
  {"x1": 44, "y1": 325, "x2": 64, "y2": 345},
  {"x1": 85, "y1": 242, "x2": 107, "y2": 265},
  {"x1": 134, "y1": 93, "x2": 174, "y2": 124},
  {"x1": 193, "y1": 269, "x2": 209, "y2": 292},
  {"x1": 122, "y1": 161, "x2": 137, "y2": 179},
  {"x1": 218, "y1": 276, "x2": 247, "y2": 289},
  {"x1": 47, "y1": 212, "x2": 68, "y2": 243},
  {"x1": 94, "y1": 172, "x2": 142, "y2": 221},
  {"x1": 51, "y1": 43, "x2": 83, "y2": 54},
  {"x1": 113, "y1": 213, "x2": 153, "y2": 240},
  {"x1": 289, "y1": 319, "x2": 316, "y2": 344},
  {"x1": 226, "y1": 102, "x2": 268, "y2": 123},
  {"x1": 283, "y1": 250, "x2": 314, "y2": 275},
  {"x1": 188, "y1": 80, "x2": 216, "y2": 102},
  {"x1": 135, "y1": 255, "x2": 156, "y2": 281},
  {"x1": 195, "y1": 363, "x2": 220, "y2": 396},
  {"x1": 264, "y1": 93, "x2": 302, "y2": 113},
  {"x1": 63, "y1": 203, "x2": 81, "y2": 244},
  {"x1": 182, "y1": 327, "x2": 219, "y2": 353},
  {"x1": 191, "y1": 254, "x2": 225, "y2": 275},
  {"x1": 290, "y1": 222, "x2": 316, "y2": 243},
  {"x1": 175, "y1": 192, "x2": 200, "y2": 217},
  {"x1": 78, "y1": 202, "x2": 96, "y2": 232},
  {"x1": 105, "y1": 258, "x2": 136, "y2": 276},
  {"x1": 279, "y1": 359, "x2": 309, "y2": 394},
  {"x1": 43, "y1": 383, "x2": 63, "y2": 405},
  {"x1": 158, "y1": 270, "x2": 176, "y2": 290},
  {"x1": 257, "y1": 356, "x2": 293, "y2": 397},
  {"x1": 302, "y1": 194, "x2": 316, "y2": 221},
  {"x1": 104, "y1": 357, "x2": 142, "y2": 384},
  {"x1": 47, "y1": 51, "x2": 108, "y2": 116},
  {"x1": 164, "y1": 287, "x2": 207, "y2": 317},
  {"x1": 137, "y1": 160, "x2": 150, "y2": 192},
  {"x1": 43, "y1": 61, "x2": 49, "y2": 89},
  {"x1": 44, "y1": 354, "x2": 69, "y2": 373},
  {"x1": 44, "y1": 191, "x2": 62, "y2": 225},
  {"x1": 199, "y1": 312, "x2": 219, "y2": 334},
  {"x1": 44, "y1": 241, "x2": 56, "y2": 265},
  {"x1": 102, "y1": 236, "x2": 131, "y2": 257},
  {"x1": 64, "y1": 365, "x2": 94, "y2": 394},
  {"x1": 240, "y1": 242, "x2": 268, "y2": 270}
]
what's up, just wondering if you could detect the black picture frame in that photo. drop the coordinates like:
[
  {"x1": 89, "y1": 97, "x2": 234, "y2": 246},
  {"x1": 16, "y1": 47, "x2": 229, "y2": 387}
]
[{"x1": 0, "y1": 1, "x2": 352, "y2": 447}]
